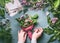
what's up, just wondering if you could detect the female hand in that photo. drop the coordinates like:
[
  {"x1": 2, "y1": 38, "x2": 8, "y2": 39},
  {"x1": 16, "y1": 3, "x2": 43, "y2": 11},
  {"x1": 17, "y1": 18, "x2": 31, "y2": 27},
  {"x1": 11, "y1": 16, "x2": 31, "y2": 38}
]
[
  {"x1": 18, "y1": 30, "x2": 27, "y2": 43},
  {"x1": 32, "y1": 28, "x2": 43, "y2": 40}
]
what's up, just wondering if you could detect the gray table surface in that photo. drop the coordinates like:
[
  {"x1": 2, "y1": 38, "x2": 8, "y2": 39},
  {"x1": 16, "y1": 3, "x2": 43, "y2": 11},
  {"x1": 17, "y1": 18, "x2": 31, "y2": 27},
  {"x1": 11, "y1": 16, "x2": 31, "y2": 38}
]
[{"x1": 5, "y1": 9, "x2": 60, "y2": 43}]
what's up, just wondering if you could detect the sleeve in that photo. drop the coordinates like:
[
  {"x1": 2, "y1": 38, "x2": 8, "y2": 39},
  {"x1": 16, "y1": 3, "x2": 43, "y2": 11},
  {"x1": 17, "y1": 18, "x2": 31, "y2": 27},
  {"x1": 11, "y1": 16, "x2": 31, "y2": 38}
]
[{"x1": 31, "y1": 39, "x2": 37, "y2": 43}]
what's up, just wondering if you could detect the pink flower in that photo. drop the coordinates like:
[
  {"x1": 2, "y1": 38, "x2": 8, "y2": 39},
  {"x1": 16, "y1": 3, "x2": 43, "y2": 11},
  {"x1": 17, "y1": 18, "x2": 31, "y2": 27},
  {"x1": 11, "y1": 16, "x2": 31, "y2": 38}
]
[
  {"x1": 22, "y1": 0, "x2": 26, "y2": 3},
  {"x1": 51, "y1": 17, "x2": 58, "y2": 24},
  {"x1": 36, "y1": 2, "x2": 40, "y2": 6},
  {"x1": 21, "y1": 0, "x2": 27, "y2": 5}
]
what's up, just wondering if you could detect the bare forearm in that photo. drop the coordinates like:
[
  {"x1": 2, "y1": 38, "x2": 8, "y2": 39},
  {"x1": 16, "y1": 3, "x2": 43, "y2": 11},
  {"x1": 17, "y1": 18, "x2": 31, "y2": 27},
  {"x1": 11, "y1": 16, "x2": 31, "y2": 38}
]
[
  {"x1": 18, "y1": 41, "x2": 24, "y2": 43},
  {"x1": 31, "y1": 39, "x2": 37, "y2": 43}
]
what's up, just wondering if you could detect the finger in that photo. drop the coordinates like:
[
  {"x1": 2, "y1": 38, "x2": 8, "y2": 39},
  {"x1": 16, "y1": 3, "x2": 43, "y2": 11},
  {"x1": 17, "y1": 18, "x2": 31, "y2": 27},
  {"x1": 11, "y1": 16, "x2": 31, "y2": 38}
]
[
  {"x1": 22, "y1": 31, "x2": 26, "y2": 36},
  {"x1": 34, "y1": 29, "x2": 36, "y2": 32},
  {"x1": 34, "y1": 29, "x2": 39, "y2": 33},
  {"x1": 24, "y1": 33, "x2": 27, "y2": 39},
  {"x1": 18, "y1": 30, "x2": 22, "y2": 36},
  {"x1": 37, "y1": 28, "x2": 43, "y2": 32},
  {"x1": 38, "y1": 28, "x2": 43, "y2": 34},
  {"x1": 20, "y1": 30, "x2": 25, "y2": 36},
  {"x1": 20, "y1": 29, "x2": 24, "y2": 32},
  {"x1": 39, "y1": 28, "x2": 43, "y2": 33}
]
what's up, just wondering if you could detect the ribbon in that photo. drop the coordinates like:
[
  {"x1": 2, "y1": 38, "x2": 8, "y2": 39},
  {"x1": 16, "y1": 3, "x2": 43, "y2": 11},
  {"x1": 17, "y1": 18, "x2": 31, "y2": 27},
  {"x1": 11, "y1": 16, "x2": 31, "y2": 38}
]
[{"x1": 21, "y1": 25, "x2": 34, "y2": 40}]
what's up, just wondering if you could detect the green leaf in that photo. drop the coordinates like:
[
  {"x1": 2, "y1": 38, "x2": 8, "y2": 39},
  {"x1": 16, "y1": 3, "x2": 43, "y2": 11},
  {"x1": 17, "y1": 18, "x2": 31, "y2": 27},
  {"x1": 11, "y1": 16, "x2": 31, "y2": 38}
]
[
  {"x1": 5, "y1": 0, "x2": 10, "y2": 3},
  {"x1": 23, "y1": 9, "x2": 28, "y2": 13},
  {"x1": 44, "y1": 28, "x2": 54, "y2": 35},
  {"x1": 48, "y1": 35, "x2": 57, "y2": 43},
  {"x1": 0, "y1": 9, "x2": 5, "y2": 17},
  {"x1": 26, "y1": 0, "x2": 30, "y2": 2},
  {"x1": 32, "y1": 0, "x2": 37, "y2": 2},
  {"x1": 54, "y1": 0, "x2": 60, "y2": 10},
  {"x1": 57, "y1": 34, "x2": 60, "y2": 41},
  {"x1": 0, "y1": 19, "x2": 12, "y2": 43},
  {"x1": 0, "y1": 0, "x2": 5, "y2": 7},
  {"x1": 19, "y1": 21, "x2": 24, "y2": 26},
  {"x1": 0, "y1": 0, "x2": 10, "y2": 7},
  {"x1": 47, "y1": 15, "x2": 52, "y2": 25},
  {"x1": 31, "y1": 14, "x2": 38, "y2": 19},
  {"x1": 33, "y1": 19, "x2": 37, "y2": 24}
]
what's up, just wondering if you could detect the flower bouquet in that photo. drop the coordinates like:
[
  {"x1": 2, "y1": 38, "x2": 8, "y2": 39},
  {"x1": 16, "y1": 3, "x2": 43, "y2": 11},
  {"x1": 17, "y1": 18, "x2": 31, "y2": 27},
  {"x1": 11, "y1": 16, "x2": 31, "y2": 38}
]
[{"x1": 16, "y1": 14, "x2": 38, "y2": 39}]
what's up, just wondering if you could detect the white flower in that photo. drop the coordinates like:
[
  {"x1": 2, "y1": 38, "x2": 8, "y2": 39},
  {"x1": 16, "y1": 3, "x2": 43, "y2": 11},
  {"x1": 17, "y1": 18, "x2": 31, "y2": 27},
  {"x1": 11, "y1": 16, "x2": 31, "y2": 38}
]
[{"x1": 5, "y1": 0, "x2": 23, "y2": 17}]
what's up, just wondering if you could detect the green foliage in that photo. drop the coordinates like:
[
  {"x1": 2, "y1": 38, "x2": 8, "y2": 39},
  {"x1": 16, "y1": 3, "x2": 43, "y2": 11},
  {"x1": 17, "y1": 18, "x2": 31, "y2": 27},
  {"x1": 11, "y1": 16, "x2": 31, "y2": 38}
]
[
  {"x1": 0, "y1": 0, "x2": 10, "y2": 8},
  {"x1": 0, "y1": 9, "x2": 5, "y2": 18},
  {"x1": 31, "y1": 14, "x2": 38, "y2": 19},
  {"x1": 0, "y1": 19, "x2": 12, "y2": 43},
  {"x1": 23, "y1": 9, "x2": 28, "y2": 13},
  {"x1": 26, "y1": 0, "x2": 30, "y2": 2},
  {"x1": 48, "y1": 34, "x2": 57, "y2": 43},
  {"x1": 16, "y1": 18, "x2": 24, "y2": 27},
  {"x1": 0, "y1": 28, "x2": 12, "y2": 43},
  {"x1": 32, "y1": 0, "x2": 37, "y2": 2},
  {"x1": 47, "y1": 15, "x2": 50, "y2": 24},
  {"x1": 0, "y1": 0, "x2": 5, "y2": 8},
  {"x1": 46, "y1": 0, "x2": 60, "y2": 16},
  {"x1": 0, "y1": 0, "x2": 10, "y2": 18},
  {"x1": 31, "y1": 14, "x2": 38, "y2": 24},
  {"x1": 0, "y1": 0, "x2": 12, "y2": 42},
  {"x1": 32, "y1": 19, "x2": 37, "y2": 24},
  {"x1": 16, "y1": 14, "x2": 38, "y2": 27},
  {"x1": 44, "y1": 28, "x2": 54, "y2": 35},
  {"x1": 45, "y1": 0, "x2": 60, "y2": 18},
  {"x1": 44, "y1": 12, "x2": 60, "y2": 43},
  {"x1": 44, "y1": 0, "x2": 60, "y2": 42},
  {"x1": 44, "y1": 27, "x2": 60, "y2": 42},
  {"x1": 54, "y1": 0, "x2": 60, "y2": 10}
]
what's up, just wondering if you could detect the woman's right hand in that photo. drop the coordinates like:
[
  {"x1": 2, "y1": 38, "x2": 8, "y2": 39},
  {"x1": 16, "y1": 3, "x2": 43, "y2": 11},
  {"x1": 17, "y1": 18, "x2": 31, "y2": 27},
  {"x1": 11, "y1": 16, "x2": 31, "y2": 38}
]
[{"x1": 32, "y1": 28, "x2": 43, "y2": 40}]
